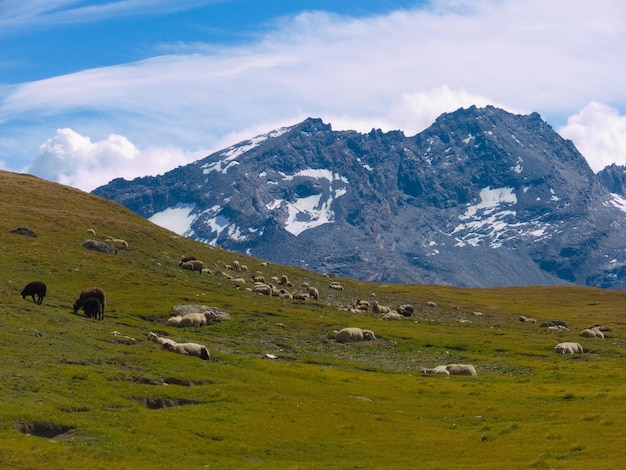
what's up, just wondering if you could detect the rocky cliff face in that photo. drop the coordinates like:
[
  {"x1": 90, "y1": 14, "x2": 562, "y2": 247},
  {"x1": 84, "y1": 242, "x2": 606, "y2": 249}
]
[{"x1": 93, "y1": 106, "x2": 626, "y2": 289}]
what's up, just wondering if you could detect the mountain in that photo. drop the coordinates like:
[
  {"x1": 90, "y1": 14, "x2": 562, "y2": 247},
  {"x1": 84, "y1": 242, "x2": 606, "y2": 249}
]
[{"x1": 93, "y1": 105, "x2": 626, "y2": 289}]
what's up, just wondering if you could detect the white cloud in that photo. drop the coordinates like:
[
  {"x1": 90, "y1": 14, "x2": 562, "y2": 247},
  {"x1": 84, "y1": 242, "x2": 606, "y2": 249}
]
[
  {"x1": 26, "y1": 128, "x2": 205, "y2": 191},
  {"x1": 559, "y1": 102, "x2": 626, "y2": 173},
  {"x1": 1, "y1": 0, "x2": 625, "y2": 185}
]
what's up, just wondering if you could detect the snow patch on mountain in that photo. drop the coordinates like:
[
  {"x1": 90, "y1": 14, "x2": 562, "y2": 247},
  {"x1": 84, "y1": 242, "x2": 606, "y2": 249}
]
[{"x1": 149, "y1": 203, "x2": 195, "y2": 236}]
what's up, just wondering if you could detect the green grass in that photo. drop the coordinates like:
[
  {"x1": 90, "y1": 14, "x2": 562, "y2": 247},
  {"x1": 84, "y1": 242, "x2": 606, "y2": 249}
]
[{"x1": 2, "y1": 170, "x2": 626, "y2": 468}]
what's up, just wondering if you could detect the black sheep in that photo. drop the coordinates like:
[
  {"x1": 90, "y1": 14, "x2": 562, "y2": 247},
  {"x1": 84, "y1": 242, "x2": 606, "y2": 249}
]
[
  {"x1": 21, "y1": 281, "x2": 47, "y2": 305},
  {"x1": 82, "y1": 297, "x2": 103, "y2": 321},
  {"x1": 73, "y1": 287, "x2": 106, "y2": 314}
]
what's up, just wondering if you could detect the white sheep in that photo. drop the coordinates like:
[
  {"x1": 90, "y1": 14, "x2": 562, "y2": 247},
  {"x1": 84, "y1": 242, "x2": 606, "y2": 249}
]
[
  {"x1": 84, "y1": 228, "x2": 96, "y2": 236},
  {"x1": 177, "y1": 313, "x2": 207, "y2": 327},
  {"x1": 308, "y1": 286, "x2": 319, "y2": 300},
  {"x1": 333, "y1": 327, "x2": 376, "y2": 343},
  {"x1": 420, "y1": 366, "x2": 450, "y2": 376},
  {"x1": 555, "y1": 342, "x2": 584, "y2": 354},
  {"x1": 163, "y1": 342, "x2": 210, "y2": 360},
  {"x1": 329, "y1": 282, "x2": 344, "y2": 291},
  {"x1": 166, "y1": 316, "x2": 183, "y2": 326},
  {"x1": 372, "y1": 300, "x2": 391, "y2": 314},
  {"x1": 445, "y1": 364, "x2": 477, "y2": 376},
  {"x1": 580, "y1": 328, "x2": 604, "y2": 339},
  {"x1": 147, "y1": 332, "x2": 177, "y2": 346},
  {"x1": 382, "y1": 311, "x2": 404, "y2": 320},
  {"x1": 230, "y1": 277, "x2": 247, "y2": 288}
]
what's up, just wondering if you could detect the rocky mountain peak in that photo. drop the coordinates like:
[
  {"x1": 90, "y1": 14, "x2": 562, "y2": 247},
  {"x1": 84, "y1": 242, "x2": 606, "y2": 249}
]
[{"x1": 93, "y1": 106, "x2": 626, "y2": 289}]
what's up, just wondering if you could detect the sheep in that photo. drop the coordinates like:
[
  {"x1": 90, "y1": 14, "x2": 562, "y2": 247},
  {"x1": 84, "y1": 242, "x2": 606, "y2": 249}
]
[
  {"x1": 372, "y1": 301, "x2": 391, "y2": 314},
  {"x1": 427, "y1": 301, "x2": 438, "y2": 307},
  {"x1": 308, "y1": 286, "x2": 320, "y2": 300},
  {"x1": 396, "y1": 304, "x2": 414, "y2": 316},
  {"x1": 292, "y1": 292, "x2": 309, "y2": 301},
  {"x1": 177, "y1": 313, "x2": 207, "y2": 327},
  {"x1": 519, "y1": 315, "x2": 537, "y2": 323},
  {"x1": 555, "y1": 342, "x2": 584, "y2": 354},
  {"x1": 420, "y1": 366, "x2": 450, "y2": 376},
  {"x1": 382, "y1": 311, "x2": 404, "y2": 321},
  {"x1": 180, "y1": 259, "x2": 204, "y2": 273},
  {"x1": 333, "y1": 327, "x2": 376, "y2": 343},
  {"x1": 109, "y1": 238, "x2": 129, "y2": 250},
  {"x1": 73, "y1": 287, "x2": 106, "y2": 314},
  {"x1": 147, "y1": 332, "x2": 177, "y2": 347},
  {"x1": 230, "y1": 277, "x2": 247, "y2": 288},
  {"x1": 252, "y1": 275, "x2": 266, "y2": 283},
  {"x1": 580, "y1": 328, "x2": 604, "y2": 339},
  {"x1": 355, "y1": 299, "x2": 370, "y2": 311},
  {"x1": 329, "y1": 282, "x2": 344, "y2": 291},
  {"x1": 180, "y1": 256, "x2": 197, "y2": 263},
  {"x1": 232, "y1": 260, "x2": 241, "y2": 271},
  {"x1": 81, "y1": 297, "x2": 104, "y2": 321},
  {"x1": 166, "y1": 316, "x2": 183, "y2": 326},
  {"x1": 84, "y1": 228, "x2": 96, "y2": 236},
  {"x1": 163, "y1": 342, "x2": 210, "y2": 360},
  {"x1": 21, "y1": 281, "x2": 47, "y2": 305},
  {"x1": 540, "y1": 320, "x2": 569, "y2": 329},
  {"x1": 252, "y1": 283, "x2": 272, "y2": 296},
  {"x1": 445, "y1": 364, "x2": 478, "y2": 376}
]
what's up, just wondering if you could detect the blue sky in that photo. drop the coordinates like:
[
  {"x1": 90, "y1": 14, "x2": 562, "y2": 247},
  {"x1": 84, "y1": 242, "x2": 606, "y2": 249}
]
[{"x1": 1, "y1": 0, "x2": 625, "y2": 191}]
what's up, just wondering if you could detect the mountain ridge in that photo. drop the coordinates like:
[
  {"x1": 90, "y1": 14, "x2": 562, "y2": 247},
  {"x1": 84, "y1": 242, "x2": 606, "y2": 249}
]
[{"x1": 93, "y1": 105, "x2": 626, "y2": 289}]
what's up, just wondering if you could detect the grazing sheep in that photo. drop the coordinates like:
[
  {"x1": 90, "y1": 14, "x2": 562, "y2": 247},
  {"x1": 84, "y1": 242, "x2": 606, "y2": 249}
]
[
  {"x1": 73, "y1": 287, "x2": 106, "y2": 314},
  {"x1": 21, "y1": 281, "x2": 47, "y2": 305},
  {"x1": 252, "y1": 275, "x2": 266, "y2": 283},
  {"x1": 108, "y1": 238, "x2": 129, "y2": 250},
  {"x1": 292, "y1": 292, "x2": 309, "y2": 301},
  {"x1": 147, "y1": 332, "x2": 177, "y2": 347},
  {"x1": 232, "y1": 260, "x2": 241, "y2": 271},
  {"x1": 329, "y1": 282, "x2": 344, "y2": 291},
  {"x1": 333, "y1": 327, "x2": 376, "y2": 343},
  {"x1": 555, "y1": 342, "x2": 584, "y2": 354},
  {"x1": 252, "y1": 283, "x2": 272, "y2": 296},
  {"x1": 230, "y1": 277, "x2": 247, "y2": 288},
  {"x1": 82, "y1": 297, "x2": 103, "y2": 321},
  {"x1": 163, "y1": 342, "x2": 210, "y2": 360},
  {"x1": 180, "y1": 259, "x2": 204, "y2": 273},
  {"x1": 372, "y1": 301, "x2": 391, "y2": 314},
  {"x1": 240, "y1": 264, "x2": 249, "y2": 273},
  {"x1": 308, "y1": 286, "x2": 319, "y2": 300},
  {"x1": 420, "y1": 366, "x2": 450, "y2": 376}
]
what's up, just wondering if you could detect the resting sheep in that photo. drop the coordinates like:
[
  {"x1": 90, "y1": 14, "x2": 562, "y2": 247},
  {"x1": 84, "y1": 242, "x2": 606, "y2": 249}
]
[
  {"x1": 382, "y1": 311, "x2": 404, "y2": 321},
  {"x1": 422, "y1": 364, "x2": 477, "y2": 376},
  {"x1": 580, "y1": 328, "x2": 604, "y2": 339},
  {"x1": 163, "y1": 342, "x2": 210, "y2": 360},
  {"x1": 333, "y1": 327, "x2": 376, "y2": 343},
  {"x1": 420, "y1": 366, "x2": 450, "y2": 376},
  {"x1": 73, "y1": 287, "x2": 106, "y2": 314},
  {"x1": 555, "y1": 342, "x2": 584, "y2": 354},
  {"x1": 147, "y1": 332, "x2": 177, "y2": 347},
  {"x1": 372, "y1": 301, "x2": 391, "y2": 314},
  {"x1": 329, "y1": 282, "x2": 344, "y2": 291},
  {"x1": 21, "y1": 281, "x2": 47, "y2": 305},
  {"x1": 81, "y1": 297, "x2": 104, "y2": 321}
]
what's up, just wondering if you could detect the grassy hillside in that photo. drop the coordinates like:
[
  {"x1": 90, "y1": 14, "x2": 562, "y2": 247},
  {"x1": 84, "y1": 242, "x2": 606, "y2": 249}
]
[{"x1": 2, "y1": 170, "x2": 626, "y2": 469}]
